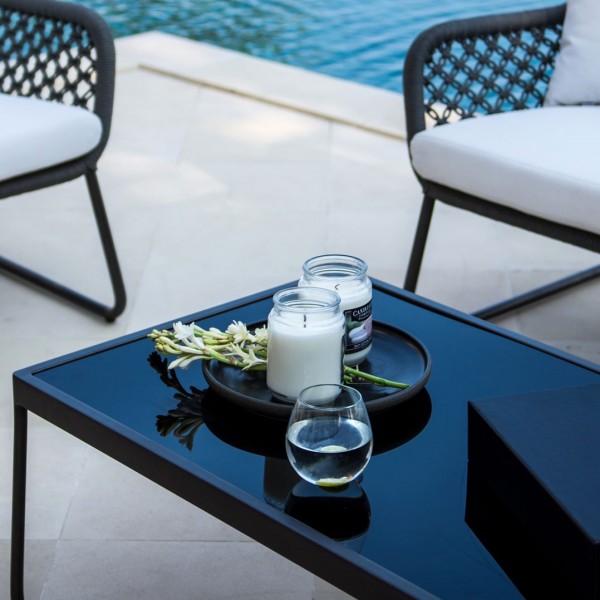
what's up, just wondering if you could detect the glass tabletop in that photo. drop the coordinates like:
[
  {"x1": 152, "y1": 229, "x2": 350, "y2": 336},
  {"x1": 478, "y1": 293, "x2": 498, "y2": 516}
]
[{"x1": 31, "y1": 283, "x2": 600, "y2": 599}]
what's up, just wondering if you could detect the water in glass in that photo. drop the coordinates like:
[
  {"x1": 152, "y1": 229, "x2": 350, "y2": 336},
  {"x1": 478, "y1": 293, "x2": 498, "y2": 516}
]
[{"x1": 286, "y1": 384, "x2": 373, "y2": 487}]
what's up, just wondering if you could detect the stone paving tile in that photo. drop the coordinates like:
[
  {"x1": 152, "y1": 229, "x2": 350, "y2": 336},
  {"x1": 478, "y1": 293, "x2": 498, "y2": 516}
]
[{"x1": 41, "y1": 540, "x2": 314, "y2": 600}]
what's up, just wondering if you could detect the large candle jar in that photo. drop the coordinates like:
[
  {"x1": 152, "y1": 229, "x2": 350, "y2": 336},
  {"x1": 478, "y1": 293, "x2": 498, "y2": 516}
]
[
  {"x1": 267, "y1": 287, "x2": 344, "y2": 403},
  {"x1": 299, "y1": 254, "x2": 372, "y2": 366}
]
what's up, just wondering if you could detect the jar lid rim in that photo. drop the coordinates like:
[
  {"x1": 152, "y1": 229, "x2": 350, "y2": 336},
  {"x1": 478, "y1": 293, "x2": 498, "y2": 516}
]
[
  {"x1": 273, "y1": 286, "x2": 341, "y2": 311},
  {"x1": 302, "y1": 254, "x2": 368, "y2": 279}
]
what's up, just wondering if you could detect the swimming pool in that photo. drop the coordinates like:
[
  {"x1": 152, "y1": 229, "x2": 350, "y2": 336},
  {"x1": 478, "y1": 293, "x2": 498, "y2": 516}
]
[{"x1": 78, "y1": 0, "x2": 561, "y2": 92}]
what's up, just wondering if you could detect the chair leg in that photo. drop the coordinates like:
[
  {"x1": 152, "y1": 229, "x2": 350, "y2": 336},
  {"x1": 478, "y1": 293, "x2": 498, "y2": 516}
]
[
  {"x1": 404, "y1": 194, "x2": 435, "y2": 292},
  {"x1": 0, "y1": 171, "x2": 126, "y2": 322},
  {"x1": 11, "y1": 405, "x2": 27, "y2": 600},
  {"x1": 403, "y1": 193, "x2": 600, "y2": 320},
  {"x1": 473, "y1": 264, "x2": 600, "y2": 320},
  {"x1": 85, "y1": 171, "x2": 127, "y2": 322}
]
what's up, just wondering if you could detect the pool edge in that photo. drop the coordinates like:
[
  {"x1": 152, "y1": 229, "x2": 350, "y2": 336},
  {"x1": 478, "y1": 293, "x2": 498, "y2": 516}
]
[{"x1": 115, "y1": 31, "x2": 407, "y2": 140}]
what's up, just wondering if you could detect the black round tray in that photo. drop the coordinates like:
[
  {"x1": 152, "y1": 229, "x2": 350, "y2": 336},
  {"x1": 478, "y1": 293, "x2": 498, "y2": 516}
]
[{"x1": 202, "y1": 321, "x2": 431, "y2": 419}]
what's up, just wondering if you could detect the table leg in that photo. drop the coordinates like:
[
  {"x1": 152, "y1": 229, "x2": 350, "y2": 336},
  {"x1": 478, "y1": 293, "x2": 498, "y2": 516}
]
[{"x1": 11, "y1": 405, "x2": 28, "y2": 600}]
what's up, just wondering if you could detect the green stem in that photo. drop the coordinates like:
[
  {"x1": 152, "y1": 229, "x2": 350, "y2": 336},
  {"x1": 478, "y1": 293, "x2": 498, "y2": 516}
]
[{"x1": 343, "y1": 366, "x2": 410, "y2": 389}]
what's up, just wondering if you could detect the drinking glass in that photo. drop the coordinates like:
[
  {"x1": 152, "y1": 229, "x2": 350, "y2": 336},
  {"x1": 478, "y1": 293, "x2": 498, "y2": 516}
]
[{"x1": 285, "y1": 384, "x2": 373, "y2": 488}]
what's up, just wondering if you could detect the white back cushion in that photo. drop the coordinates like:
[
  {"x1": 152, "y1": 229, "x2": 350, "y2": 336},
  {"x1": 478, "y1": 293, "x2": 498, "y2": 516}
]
[
  {"x1": 410, "y1": 106, "x2": 600, "y2": 236},
  {"x1": 0, "y1": 94, "x2": 102, "y2": 182},
  {"x1": 545, "y1": 0, "x2": 600, "y2": 106}
]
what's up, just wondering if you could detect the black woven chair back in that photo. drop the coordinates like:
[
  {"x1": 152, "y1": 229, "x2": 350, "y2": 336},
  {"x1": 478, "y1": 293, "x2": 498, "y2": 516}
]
[{"x1": 404, "y1": 4, "x2": 565, "y2": 140}]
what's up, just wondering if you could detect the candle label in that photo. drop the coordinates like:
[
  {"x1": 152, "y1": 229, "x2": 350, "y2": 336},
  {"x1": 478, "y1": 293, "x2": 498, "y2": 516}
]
[{"x1": 344, "y1": 301, "x2": 373, "y2": 355}]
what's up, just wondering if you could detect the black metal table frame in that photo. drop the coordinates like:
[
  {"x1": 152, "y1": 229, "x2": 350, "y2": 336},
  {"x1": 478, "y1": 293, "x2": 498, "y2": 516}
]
[{"x1": 10, "y1": 280, "x2": 600, "y2": 600}]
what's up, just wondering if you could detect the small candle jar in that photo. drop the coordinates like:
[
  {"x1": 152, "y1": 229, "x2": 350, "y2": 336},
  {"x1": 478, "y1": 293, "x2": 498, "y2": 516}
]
[
  {"x1": 299, "y1": 254, "x2": 372, "y2": 366},
  {"x1": 267, "y1": 287, "x2": 344, "y2": 403}
]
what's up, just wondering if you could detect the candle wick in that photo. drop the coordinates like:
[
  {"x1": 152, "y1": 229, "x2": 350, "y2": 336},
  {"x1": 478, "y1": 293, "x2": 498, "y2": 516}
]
[{"x1": 303, "y1": 313, "x2": 307, "y2": 328}]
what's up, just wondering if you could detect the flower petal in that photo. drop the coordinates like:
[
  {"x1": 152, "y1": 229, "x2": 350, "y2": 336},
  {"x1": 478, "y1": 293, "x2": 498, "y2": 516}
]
[{"x1": 173, "y1": 321, "x2": 195, "y2": 340}]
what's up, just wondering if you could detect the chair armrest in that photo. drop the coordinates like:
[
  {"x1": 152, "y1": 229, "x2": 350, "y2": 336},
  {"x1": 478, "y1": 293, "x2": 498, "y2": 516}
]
[
  {"x1": 0, "y1": 0, "x2": 115, "y2": 153},
  {"x1": 403, "y1": 3, "x2": 566, "y2": 142}
]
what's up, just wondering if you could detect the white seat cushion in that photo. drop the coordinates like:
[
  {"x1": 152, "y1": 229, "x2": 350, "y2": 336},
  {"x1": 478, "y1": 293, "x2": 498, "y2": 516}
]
[
  {"x1": 410, "y1": 106, "x2": 600, "y2": 236},
  {"x1": 0, "y1": 94, "x2": 102, "y2": 182}
]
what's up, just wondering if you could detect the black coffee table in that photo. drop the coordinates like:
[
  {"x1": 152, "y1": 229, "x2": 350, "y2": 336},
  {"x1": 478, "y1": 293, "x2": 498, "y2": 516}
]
[{"x1": 11, "y1": 280, "x2": 600, "y2": 599}]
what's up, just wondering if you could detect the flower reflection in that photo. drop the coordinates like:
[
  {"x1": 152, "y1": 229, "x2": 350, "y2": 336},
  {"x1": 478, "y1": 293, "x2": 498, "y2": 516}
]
[{"x1": 149, "y1": 352, "x2": 206, "y2": 451}]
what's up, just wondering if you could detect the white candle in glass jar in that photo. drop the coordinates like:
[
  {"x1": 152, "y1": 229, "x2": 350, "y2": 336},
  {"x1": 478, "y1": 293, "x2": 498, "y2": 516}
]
[
  {"x1": 267, "y1": 287, "x2": 344, "y2": 402},
  {"x1": 298, "y1": 254, "x2": 372, "y2": 366}
]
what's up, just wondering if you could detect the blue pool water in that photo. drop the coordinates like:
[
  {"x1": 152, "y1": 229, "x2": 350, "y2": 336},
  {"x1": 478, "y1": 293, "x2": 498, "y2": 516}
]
[{"x1": 78, "y1": 0, "x2": 560, "y2": 92}]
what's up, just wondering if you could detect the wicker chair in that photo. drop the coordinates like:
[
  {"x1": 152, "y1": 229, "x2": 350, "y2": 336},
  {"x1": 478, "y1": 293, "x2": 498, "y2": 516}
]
[
  {"x1": 0, "y1": 0, "x2": 125, "y2": 321},
  {"x1": 403, "y1": 3, "x2": 600, "y2": 319}
]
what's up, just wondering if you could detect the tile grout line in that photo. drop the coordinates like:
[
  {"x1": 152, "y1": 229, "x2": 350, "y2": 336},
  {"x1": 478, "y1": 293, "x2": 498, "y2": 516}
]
[{"x1": 133, "y1": 63, "x2": 407, "y2": 142}]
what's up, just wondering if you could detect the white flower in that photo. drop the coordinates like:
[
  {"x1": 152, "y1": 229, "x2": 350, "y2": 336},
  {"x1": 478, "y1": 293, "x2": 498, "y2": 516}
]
[
  {"x1": 226, "y1": 320, "x2": 250, "y2": 344},
  {"x1": 253, "y1": 325, "x2": 268, "y2": 344},
  {"x1": 240, "y1": 348, "x2": 267, "y2": 371},
  {"x1": 173, "y1": 321, "x2": 195, "y2": 340},
  {"x1": 224, "y1": 343, "x2": 266, "y2": 370}
]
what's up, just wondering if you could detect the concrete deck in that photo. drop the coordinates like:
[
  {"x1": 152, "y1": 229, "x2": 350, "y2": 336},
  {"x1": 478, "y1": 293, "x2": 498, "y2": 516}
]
[{"x1": 1, "y1": 33, "x2": 599, "y2": 599}]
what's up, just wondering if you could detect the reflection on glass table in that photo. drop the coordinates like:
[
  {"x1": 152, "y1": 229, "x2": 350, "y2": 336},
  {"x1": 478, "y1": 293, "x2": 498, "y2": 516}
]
[{"x1": 150, "y1": 348, "x2": 432, "y2": 551}]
